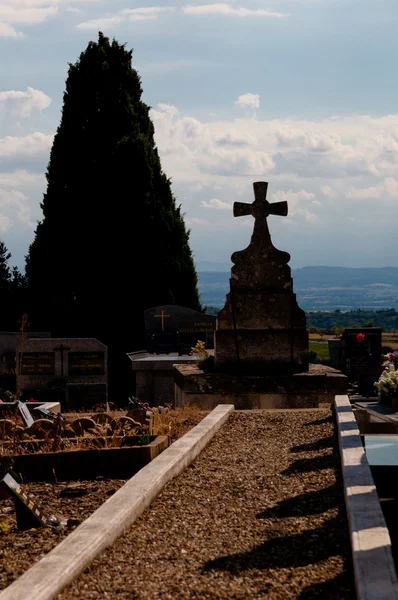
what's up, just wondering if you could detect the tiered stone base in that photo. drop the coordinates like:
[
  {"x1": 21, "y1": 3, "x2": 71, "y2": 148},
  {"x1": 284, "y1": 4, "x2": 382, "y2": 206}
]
[{"x1": 174, "y1": 363, "x2": 347, "y2": 409}]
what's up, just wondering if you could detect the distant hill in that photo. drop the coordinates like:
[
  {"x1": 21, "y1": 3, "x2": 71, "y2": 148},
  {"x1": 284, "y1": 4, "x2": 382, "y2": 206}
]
[{"x1": 198, "y1": 266, "x2": 398, "y2": 311}]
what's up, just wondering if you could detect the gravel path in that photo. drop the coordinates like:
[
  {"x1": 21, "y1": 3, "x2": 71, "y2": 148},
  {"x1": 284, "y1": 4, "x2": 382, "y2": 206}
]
[
  {"x1": 0, "y1": 478, "x2": 127, "y2": 591},
  {"x1": 59, "y1": 408, "x2": 355, "y2": 599}
]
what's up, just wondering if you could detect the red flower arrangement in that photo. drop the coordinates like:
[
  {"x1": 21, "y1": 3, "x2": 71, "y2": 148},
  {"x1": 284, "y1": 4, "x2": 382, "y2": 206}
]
[{"x1": 356, "y1": 333, "x2": 365, "y2": 343}]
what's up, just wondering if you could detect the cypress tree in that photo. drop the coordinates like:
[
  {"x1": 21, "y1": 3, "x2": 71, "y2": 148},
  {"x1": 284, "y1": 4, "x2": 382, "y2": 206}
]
[{"x1": 25, "y1": 33, "x2": 201, "y2": 398}]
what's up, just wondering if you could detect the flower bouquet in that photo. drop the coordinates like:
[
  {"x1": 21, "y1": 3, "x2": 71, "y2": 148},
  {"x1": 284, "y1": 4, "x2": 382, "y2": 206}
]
[
  {"x1": 127, "y1": 396, "x2": 149, "y2": 424},
  {"x1": 375, "y1": 351, "x2": 398, "y2": 408}
]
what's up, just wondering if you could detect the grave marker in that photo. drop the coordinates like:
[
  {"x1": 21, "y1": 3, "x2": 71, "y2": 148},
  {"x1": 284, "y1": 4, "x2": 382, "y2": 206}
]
[
  {"x1": 341, "y1": 327, "x2": 382, "y2": 396},
  {"x1": 0, "y1": 473, "x2": 63, "y2": 530},
  {"x1": 145, "y1": 305, "x2": 216, "y2": 354},
  {"x1": 17, "y1": 401, "x2": 34, "y2": 428}
]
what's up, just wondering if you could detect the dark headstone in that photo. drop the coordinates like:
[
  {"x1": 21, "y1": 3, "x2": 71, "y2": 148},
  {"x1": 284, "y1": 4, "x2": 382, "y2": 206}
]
[
  {"x1": 67, "y1": 383, "x2": 107, "y2": 410},
  {"x1": 144, "y1": 305, "x2": 216, "y2": 354},
  {"x1": 152, "y1": 333, "x2": 173, "y2": 355},
  {"x1": 18, "y1": 338, "x2": 108, "y2": 411},
  {"x1": 0, "y1": 473, "x2": 62, "y2": 530},
  {"x1": 215, "y1": 181, "x2": 308, "y2": 374},
  {"x1": 341, "y1": 328, "x2": 382, "y2": 396},
  {"x1": 328, "y1": 339, "x2": 343, "y2": 370},
  {"x1": 17, "y1": 401, "x2": 34, "y2": 428}
]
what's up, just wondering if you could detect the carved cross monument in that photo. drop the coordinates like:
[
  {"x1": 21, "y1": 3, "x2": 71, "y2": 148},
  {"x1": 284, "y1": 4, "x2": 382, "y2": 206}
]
[
  {"x1": 234, "y1": 181, "x2": 287, "y2": 220},
  {"x1": 215, "y1": 181, "x2": 308, "y2": 375}
]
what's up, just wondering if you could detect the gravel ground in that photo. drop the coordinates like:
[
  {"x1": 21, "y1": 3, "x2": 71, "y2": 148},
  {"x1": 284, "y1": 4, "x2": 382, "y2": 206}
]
[
  {"x1": 0, "y1": 477, "x2": 127, "y2": 591},
  {"x1": 58, "y1": 408, "x2": 355, "y2": 600},
  {"x1": 0, "y1": 406, "x2": 208, "y2": 592}
]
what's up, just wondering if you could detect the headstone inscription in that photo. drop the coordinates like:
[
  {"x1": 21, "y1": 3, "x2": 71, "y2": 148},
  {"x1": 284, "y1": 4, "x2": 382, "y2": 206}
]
[
  {"x1": 20, "y1": 352, "x2": 55, "y2": 375},
  {"x1": 68, "y1": 352, "x2": 105, "y2": 375},
  {"x1": 0, "y1": 473, "x2": 62, "y2": 530},
  {"x1": 144, "y1": 305, "x2": 216, "y2": 354},
  {"x1": 341, "y1": 328, "x2": 382, "y2": 396}
]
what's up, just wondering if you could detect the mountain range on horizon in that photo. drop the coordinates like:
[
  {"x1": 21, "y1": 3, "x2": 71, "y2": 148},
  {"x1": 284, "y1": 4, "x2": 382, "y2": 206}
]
[{"x1": 197, "y1": 266, "x2": 398, "y2": 311}]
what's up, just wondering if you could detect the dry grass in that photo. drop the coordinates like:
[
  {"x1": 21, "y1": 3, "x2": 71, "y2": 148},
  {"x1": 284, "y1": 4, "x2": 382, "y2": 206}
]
[{"x1": 0, "y1": 405, "x2": 209, "y2": 457}]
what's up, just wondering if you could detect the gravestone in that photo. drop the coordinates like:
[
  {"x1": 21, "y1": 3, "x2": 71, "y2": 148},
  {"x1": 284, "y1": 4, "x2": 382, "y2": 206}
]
[
  {"x1": 174, "y1": 181, "x2": 347, "y2": 409},
  {"x1": 17, "y1": 401, "x2": 34, "y2": 428},
  {"x1": 215, "y1": 181, "x2": 308, "y2": 374},
  {"x1": 17, "y1": 338, "x2": 108, "y2": 410},
  {"x1": 341, "y1": 328, "x2": 382, "y2": 396},
  {"x1": 0, "y1": 473, "x2": 62, "y2": 530},
  {"x1": 144, "y1": 305, "x2": 216, "y2": 354}
]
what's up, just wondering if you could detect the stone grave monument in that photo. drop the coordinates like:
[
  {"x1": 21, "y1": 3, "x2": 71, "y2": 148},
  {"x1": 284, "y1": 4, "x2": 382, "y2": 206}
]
[
  {"x1": 174, "y1": 181, "x2": 347, "y2": 409},
  {"x1": 17, "y1": 337, "x2": 108, "y2": 410},
  {"x1": 343, "y1": 328, "x2": 382, "y2": 397},
  {"x1": 129, "y1": 305, "x2": 216, "y2": 406}
]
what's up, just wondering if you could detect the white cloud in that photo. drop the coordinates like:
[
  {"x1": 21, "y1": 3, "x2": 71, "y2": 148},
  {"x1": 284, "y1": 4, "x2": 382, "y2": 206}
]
[
  {"x1": 0, "y1": 189, "x2": 34, "y2": 232},
  {"x1": 0, "y1": 170, "x2": 44, "y2": 187},
  {"x1": 77, "y1": 6, "x2": 175, "y2": 30},
  {"x1": 201, "y1": 198, "x2": 232, "y2": 210},
  {"x1": 183, "y1": 4, "x2": 288, "y2": 17},
  {"x1": 271, "y1": 189, "x2": 319, "y2": 223},
  {"x1": 235, "y1": 93, "x2": 260, "y2": 112},
  {"x1": 186, "y1": 216, "x2": 210, "y2": 226},
  {"x1": 0, "y1": 132, "x2": 53, "y2": 159},
  {"x1": 151, "y1": 103, "x2": 398, "y2": 196},
  {"x1": 0, "y1": 21, "x2": 24, "y2": 37},
  {"x1": 0, "y1": 5, "x2": 58, "y2": 25},
  {"x1": 345, "y1": 177, "x2": 398, "y2": 200},
  {"x1": 0, "y1": 0, "x2": 97, "y2": 35},
  {"x1": 0, "y1": 87, "x2": 51, "y2": 118}
]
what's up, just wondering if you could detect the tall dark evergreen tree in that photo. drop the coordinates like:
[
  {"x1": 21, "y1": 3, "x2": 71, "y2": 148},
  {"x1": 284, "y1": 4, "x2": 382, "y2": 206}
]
[
  {"x1": 0, "y1": 241, "x2": 12, "y2": 290},
  {"x1": 25, "y1": 33, "x2": 201, "y2": 398},
  {"x1": 0, "y1": 240, "x2": 28, "y2": 331}
]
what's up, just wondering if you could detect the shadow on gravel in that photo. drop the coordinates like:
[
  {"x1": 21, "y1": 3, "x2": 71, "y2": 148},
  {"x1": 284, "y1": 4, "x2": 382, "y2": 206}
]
[
  {"x1": 203, "y1": 516, "x2": 343, "y2": 573},
  {"x1": 256, "y1": 483, "x2": 338, "y2": 519},
  {"x1": 290, "y1": 435, "x2": 335, "y2": 453},
  {"x1": 281, "y1": 453, "x2": 336, "y2": 475},
  {"x1": 297, "y1": 572, "x2": 356, "y2": 600},
  {"x1": 304, "y1": 415, "x2": 333, "y2": 427}
]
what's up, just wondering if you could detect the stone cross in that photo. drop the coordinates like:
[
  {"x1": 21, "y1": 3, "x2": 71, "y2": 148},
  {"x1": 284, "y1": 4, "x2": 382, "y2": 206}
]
[{"x1": 233, "y1": 181, "x2": 288, "y2": 221}]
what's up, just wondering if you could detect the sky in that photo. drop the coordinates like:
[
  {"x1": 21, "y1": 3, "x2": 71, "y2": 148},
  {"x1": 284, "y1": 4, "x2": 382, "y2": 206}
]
[{"x1": 1, "y1": 0, "x2": 398, "y2": 272}]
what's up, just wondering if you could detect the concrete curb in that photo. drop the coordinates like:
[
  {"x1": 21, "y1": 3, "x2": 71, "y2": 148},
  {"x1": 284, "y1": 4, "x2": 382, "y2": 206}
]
[
  {"x1": 335, "y1": 395, "x2": 398, "y2": 600},
  {"x1": 0, "y1": 404, "x2": 234, "y2": 600}
]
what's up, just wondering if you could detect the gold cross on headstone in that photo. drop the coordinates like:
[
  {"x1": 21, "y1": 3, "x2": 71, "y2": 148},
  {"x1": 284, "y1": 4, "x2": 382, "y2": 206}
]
[
  {"x1": 233, "y1": 181, "x2": 288, "y2": 221},
  {"x1": 154, "y1": 310, "x2": 171, "y2": 332}
]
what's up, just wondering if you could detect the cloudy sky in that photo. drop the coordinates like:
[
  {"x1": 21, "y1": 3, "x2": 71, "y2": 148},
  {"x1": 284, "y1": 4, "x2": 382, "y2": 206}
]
[{"x1": 1, "y1": 0, "x2": 398, "y2": 272}]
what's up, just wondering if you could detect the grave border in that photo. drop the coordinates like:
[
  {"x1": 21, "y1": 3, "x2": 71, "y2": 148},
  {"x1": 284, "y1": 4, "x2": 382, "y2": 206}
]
[
  {"x1": 0, "y1": 403, "x2": 234, "y2": 600},
  {"x1": 335, "y1": 394, "x2": 398, "y2": 600}
]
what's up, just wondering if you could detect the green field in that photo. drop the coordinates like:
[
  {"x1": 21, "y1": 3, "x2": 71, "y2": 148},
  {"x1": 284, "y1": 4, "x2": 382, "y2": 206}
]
[{"x1": 309, "y1": 341, "x2": 330, "y2": 361}]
